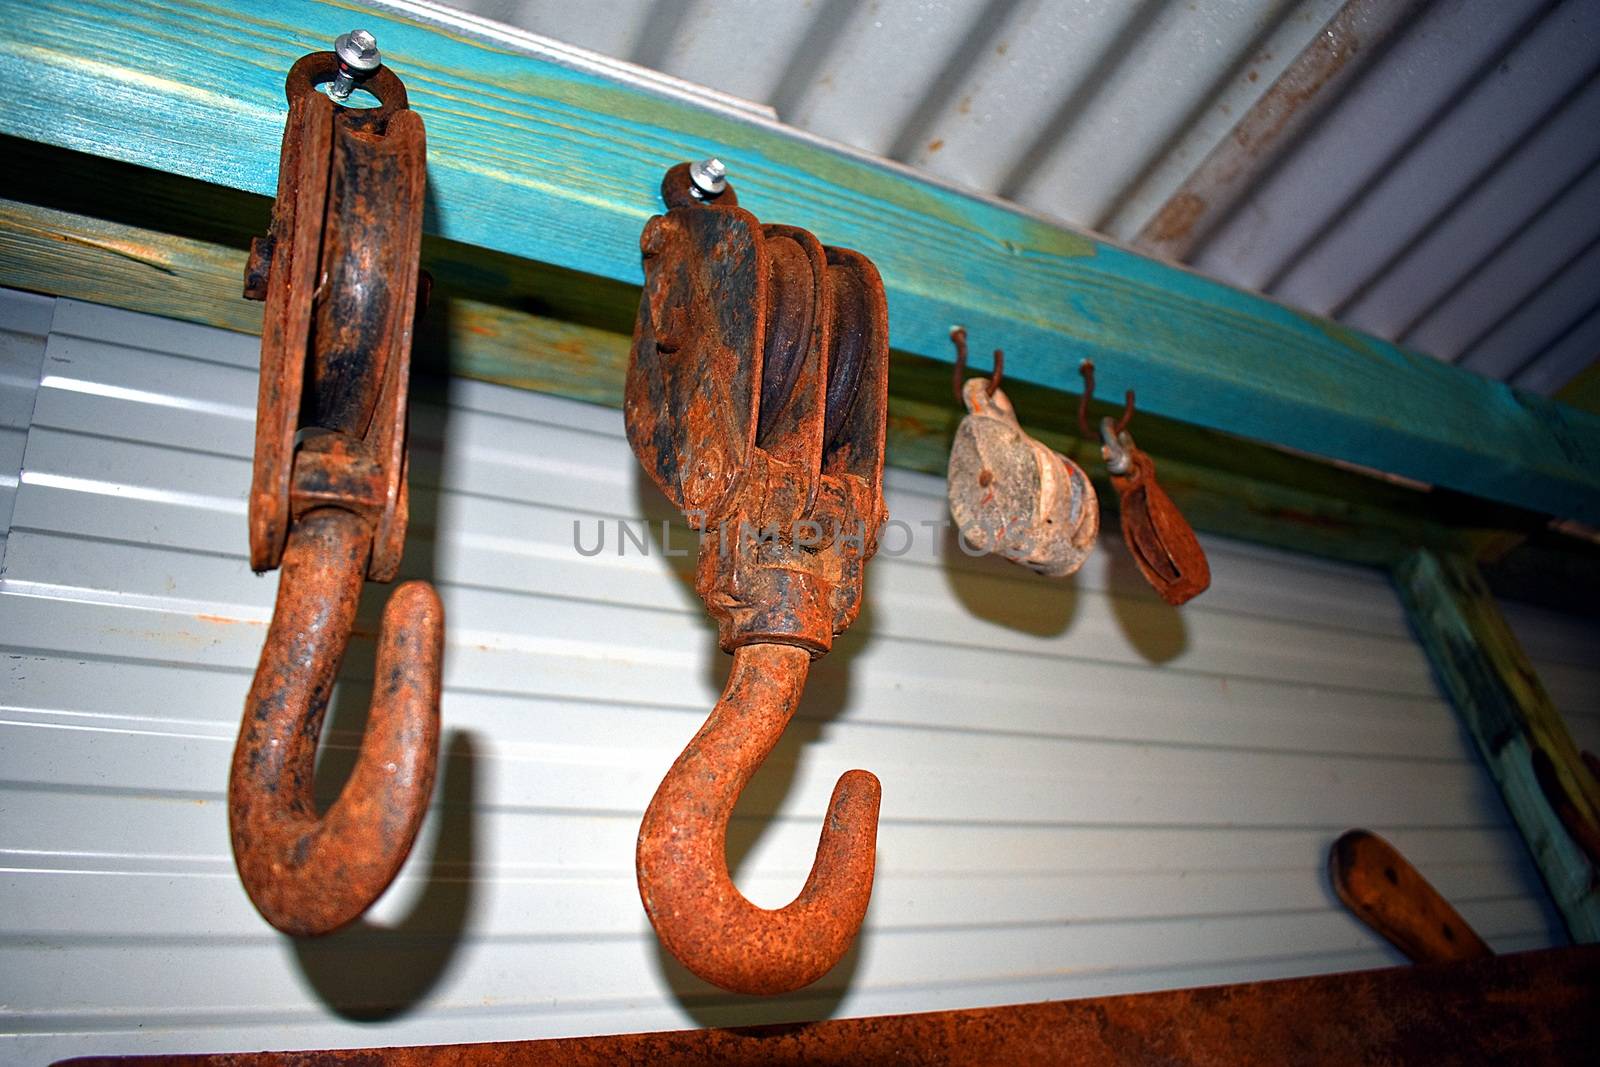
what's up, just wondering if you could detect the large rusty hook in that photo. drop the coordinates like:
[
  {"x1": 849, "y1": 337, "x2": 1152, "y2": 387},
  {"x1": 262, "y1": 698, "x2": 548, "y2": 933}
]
[
  {"x1": 230, "y1": 41, "x2": 440, "y2": 936},
  {"x1": 627, "y1": 162, "x2": 891, "y2": 993},
  {"x1": 637, "y1": 644, "x2": 881, "y2": 994},
  {"x1": 230, "y1": 509, "x2": 443, "y2": 936}
]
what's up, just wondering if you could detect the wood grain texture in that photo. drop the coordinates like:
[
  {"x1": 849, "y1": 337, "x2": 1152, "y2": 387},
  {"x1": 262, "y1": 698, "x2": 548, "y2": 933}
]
[
  {"x1": 1, "y1": 0, "x2": 1598, "y2": 524},
  {"x1": 1329, "y1": 829, "x2": 1494, "y2": 964},
  {"x1": 1394, "y1": 549, "x2": 1600, "y2": 942},
  {"x1": 0, "y1": 193, "x2": 1542, "y2": 572}
]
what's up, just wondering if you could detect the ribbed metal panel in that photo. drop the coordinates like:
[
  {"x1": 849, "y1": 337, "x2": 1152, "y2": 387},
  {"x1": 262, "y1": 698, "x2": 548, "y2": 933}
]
[
  {"x1": 434, "y1": 0, "x2": 1600, "y2": 394},
  {"x1": 0, "y1": 293, "x2": 1563, "y2": 1060}
]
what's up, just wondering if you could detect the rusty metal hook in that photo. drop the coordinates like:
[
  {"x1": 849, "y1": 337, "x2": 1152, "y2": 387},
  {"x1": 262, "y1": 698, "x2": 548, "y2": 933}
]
[
  {"x1": 230, "y1": 41, "x2": 441, "y2": 937},
  {"x1": 628, "y1": 162, "x2": 890, "y2": 992},
  {"x1": 230, "y1": 509, "x2": 443, "y2": 936},
  {"x1": 637, "y1": 644, "x2": 881, "y2": 994},
  {"x1": 951, "y1": 325, "x2": 1002, "y2": 404},
  {"x1": 1076, "y1": 359, "x2": 1134, "y2": 440}
]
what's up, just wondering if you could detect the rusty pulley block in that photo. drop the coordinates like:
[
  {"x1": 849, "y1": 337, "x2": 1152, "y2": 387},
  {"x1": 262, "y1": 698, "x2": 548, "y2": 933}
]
[
  {"x1": 625, "y1": 159, "x2": 890, "y2": 995},
  {"x1": 947, "y1": 328, "x2": 1098, "y2": 576},
  {"x1": 1078, "y1": 362, "x2": 1210, "y2": 606},
  {"x1": 230, "y1": 33, "x2": 442, "y2": 937}
]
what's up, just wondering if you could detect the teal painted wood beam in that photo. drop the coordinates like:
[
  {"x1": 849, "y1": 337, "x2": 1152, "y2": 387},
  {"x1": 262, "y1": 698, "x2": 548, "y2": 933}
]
[
  {"x1": 3, "y1": 0, "x2": 1598, "y2": 523},
  {"x1": 1394, "y1": 550, "x2": 1600, "y2": 943}
]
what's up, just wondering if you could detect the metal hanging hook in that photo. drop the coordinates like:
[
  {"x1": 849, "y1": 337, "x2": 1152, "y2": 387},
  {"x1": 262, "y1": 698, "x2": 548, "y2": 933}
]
[
  {"x1": 1076, "y1": 358, "x2": 1135, "y2": 440},
  {"x1": 230, "y1": 510, "x2": 443, "y2": 936},
  {"x1": 628, "y1": 163, "x2": 891, "y2": 992},
  {"x1": 230, "y1": 39, "x2": 441, "y2": 936},
  {"x1": 637, "y1": 644, "x2": 881, "y2": 994},
  {"x1": 951, "y1": 325, "x2": 1003, "y2": 404},
  {"x1": 1077, "y1": 359, "x2": 1137, "y2": 474}
]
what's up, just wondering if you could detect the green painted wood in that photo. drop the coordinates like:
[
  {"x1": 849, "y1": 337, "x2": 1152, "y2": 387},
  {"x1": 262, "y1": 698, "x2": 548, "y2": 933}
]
[
  {"x1": 1, "y1": 0, "x2": 1597, "y2": 524},
  {"x1": 2, "y1": 190, "x2": 1543, "y2": 572},
  {"x1": 1394, "y1": 549, "x2": 1600, "y2": 943},
  {"x1": 1557, "y1": 362, "x2": 1600, "y2": 418}
]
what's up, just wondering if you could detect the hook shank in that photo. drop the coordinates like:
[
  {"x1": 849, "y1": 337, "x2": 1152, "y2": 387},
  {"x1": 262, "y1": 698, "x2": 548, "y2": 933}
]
[
  {"x1": 637, "y1": 643, "x2": 881, "y2": 995},
  {"x1": 229, "y1": 508, "x2": 443, "y2": 936}
]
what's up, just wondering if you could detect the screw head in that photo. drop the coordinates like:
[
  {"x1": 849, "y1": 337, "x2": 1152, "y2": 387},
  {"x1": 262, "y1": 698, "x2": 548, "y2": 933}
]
[
  {"x1": 688, "y1": 157, "x2": 728, "y2": 196},
  {"x1": 335, "y1": 29, "x2": 381, "y2": 72}
]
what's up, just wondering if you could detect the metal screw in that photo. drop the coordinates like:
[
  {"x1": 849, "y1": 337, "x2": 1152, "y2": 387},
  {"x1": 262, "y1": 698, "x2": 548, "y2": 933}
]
[
  {"x1": 329, "y1": 29, "x2": 381, "y2": 102},
  {"x1": 688, "y1": 157, "x2": 728, "y2": 197}
]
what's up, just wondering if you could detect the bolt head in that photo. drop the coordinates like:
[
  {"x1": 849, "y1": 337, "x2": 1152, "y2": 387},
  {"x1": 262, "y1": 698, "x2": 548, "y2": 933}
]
[
  {"x1": 335, "y1": 29, "x2": 381, "y2": 72},
  {"x1": 688, "y1": 157, "x2": 728, "y2": 196}
]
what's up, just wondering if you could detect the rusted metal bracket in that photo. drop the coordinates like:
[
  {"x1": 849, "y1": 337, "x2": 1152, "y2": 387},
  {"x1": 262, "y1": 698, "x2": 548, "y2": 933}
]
[
  {"x1": 1079, "y1": 361, "x2": 1210, "y2": 605},
  {"x1": 947, "y1": 328, "x2": 1098, "y2": 576},
  {"x1": 228, "y1": 43, "x2": 442, "y2": 937},
  {"x1": 625, "y1": 160, "x2": 890, "y2": 994}
]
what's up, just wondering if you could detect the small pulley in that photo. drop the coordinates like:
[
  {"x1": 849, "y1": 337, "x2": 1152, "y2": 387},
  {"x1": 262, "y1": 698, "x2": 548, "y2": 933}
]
[
  {"x1": 1077, "y1": 361, "x2": 1210, "y2": 606},
  {"x1": 947, "y1": 328, "x2": 1099, "y2": 577}
]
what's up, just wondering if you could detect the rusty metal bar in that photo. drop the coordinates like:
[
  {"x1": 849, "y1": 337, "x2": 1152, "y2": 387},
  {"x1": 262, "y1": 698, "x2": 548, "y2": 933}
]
[{"x1": 58, "y1": 945, "x2": 1600, "y2": 1065}]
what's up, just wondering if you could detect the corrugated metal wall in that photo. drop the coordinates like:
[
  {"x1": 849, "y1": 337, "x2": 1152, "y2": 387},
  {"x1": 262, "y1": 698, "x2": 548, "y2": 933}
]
[
  {"x1": 0, "y1": 293, "x2": 1565, "y2": 1060},
  {"x1": 430, "y1": 0, "x2": 1600, "y2": 394}
]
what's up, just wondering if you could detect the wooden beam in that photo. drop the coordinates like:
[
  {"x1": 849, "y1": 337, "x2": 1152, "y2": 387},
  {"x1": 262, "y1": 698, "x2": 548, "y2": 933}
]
[
  {"x1": 1, "y1": 0, "x2": 1597, "y2": 524},
  {"x1": 1393, "y1": 549, "x2": 1600, "y2": 942},
  {"x1": 0, "y1": 189, "x2": 1551, "y2": 571}
]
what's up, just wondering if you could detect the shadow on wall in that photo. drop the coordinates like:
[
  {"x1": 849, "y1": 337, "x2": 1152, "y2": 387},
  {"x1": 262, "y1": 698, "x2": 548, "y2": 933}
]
[
  {"x1": 294, "y1": 730, "x2": 479, "y2": 1020},
  {"x1": 939, "y1": 510, "x2": 1189, "y2": 663},
  {"x1": 631, "y1": 467, "x2": 871, "y2": 1023}
]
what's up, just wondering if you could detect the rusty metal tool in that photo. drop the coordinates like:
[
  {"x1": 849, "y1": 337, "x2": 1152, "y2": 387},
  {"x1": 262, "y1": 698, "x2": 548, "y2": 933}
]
[
  {"x1": 624, "y1": 159, "x2": 890, "y2": 995},
  {"x1": 1077, "y1": 361, "x2": 1210, "y2": 605},
  {"x1": 1330, "y1": 829, "x2": 1493, "y2": 965},
  {"x1": 230, "y1": 35, "x2": 441, "y2": 937},
  {"x1": 947, "y1": 328, "x2": 1098, "y2": 576}
]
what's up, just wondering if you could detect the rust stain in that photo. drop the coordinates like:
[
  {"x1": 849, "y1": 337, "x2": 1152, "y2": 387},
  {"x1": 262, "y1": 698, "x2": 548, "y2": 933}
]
[
  {"x1": 927, "y1": 138, "x2": 944, "y2": 153},
  {"x1": 1233, "y1": 27, "x2": 1359, "y2": 156},
  {"x1": 1142, "y1": 192, "x2": 1207, "y2": 246}
]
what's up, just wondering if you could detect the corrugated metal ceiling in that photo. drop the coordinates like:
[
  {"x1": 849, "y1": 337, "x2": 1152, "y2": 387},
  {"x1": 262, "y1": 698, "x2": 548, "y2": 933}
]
[{"x1": 442, "y1": 0, "x2": 1600, "y2": 396}]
